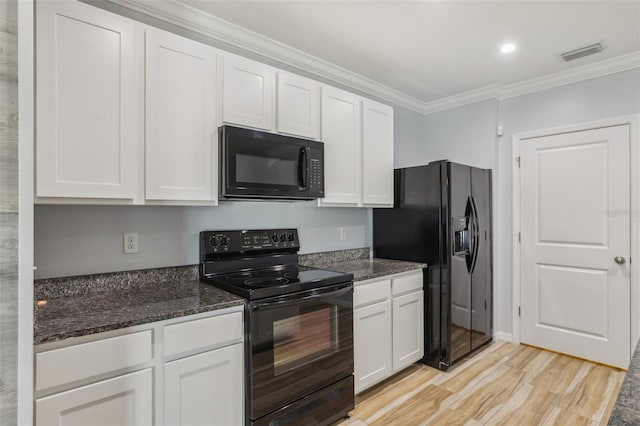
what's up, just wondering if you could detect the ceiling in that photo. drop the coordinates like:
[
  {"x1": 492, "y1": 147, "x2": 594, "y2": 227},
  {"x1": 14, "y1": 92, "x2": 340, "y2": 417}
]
[{"x1": 176, "y1": 0, "x2": 640, "y2": 104}]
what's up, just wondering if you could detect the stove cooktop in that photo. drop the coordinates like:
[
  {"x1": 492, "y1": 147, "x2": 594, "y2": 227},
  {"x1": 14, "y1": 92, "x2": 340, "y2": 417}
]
[{"x1": 201, "y1": 265, "x2": 353, "y2": 300}]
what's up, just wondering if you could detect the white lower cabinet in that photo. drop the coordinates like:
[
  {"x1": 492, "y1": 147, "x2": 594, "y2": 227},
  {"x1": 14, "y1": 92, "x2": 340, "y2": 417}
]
[
  {"x1": 392, "y1": 290, "x2": 424, "y2": 373},
  {"x1": 354, "y1": 300, "x2": 392, "y2": 394},
  {"x1": 34, "y1": 308, "x2": 244, "y2": 426},
  {"x1": 36, "y1": 369, "x2": 153, "y2": 426},
  {"x1": 353, "y1": 270, "x2": 424, "y2": 394},
  {"x1": 165, "y1": 343, "x2": 243, "y2": 426}
]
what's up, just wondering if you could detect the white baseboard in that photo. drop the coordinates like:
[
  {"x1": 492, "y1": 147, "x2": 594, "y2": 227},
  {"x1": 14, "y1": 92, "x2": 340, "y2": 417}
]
[{"x1": 493, "y1": 332, "x2": 514, "y2": 343}]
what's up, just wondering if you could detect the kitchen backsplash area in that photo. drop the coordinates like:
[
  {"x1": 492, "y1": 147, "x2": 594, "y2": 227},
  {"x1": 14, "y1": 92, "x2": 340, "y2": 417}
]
[{"x1": 34, "y1": 202, "x2": 371, "y2": 279}]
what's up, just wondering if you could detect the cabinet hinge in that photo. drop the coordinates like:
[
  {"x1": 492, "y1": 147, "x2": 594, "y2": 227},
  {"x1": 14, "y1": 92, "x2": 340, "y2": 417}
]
[
  {"x1": 518, "y1": 306, "x2": 521, "y2": 317},
  {"x1": 484, "y1": 300, "x2": 487, "y2": 310},
  {"x1": 516, "y1": 156, "x2": 521, "y2": 168}
]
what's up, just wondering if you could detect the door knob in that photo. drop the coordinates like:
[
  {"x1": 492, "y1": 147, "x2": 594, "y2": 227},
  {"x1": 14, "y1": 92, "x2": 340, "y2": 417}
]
[{"x1": 615, "y1": 256, "x2": 626, "y2": 265}]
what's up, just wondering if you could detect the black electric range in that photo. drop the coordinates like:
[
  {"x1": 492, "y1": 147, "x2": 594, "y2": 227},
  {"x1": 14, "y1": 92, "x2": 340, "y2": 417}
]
[{"x1": 199, "y1": 229, "x2": 355, "y2": 426}]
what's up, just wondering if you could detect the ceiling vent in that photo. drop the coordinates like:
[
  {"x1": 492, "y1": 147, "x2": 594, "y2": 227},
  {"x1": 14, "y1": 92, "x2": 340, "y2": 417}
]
[{"x1": 560, "y1": 42, "x2": 605, "y2": 62}]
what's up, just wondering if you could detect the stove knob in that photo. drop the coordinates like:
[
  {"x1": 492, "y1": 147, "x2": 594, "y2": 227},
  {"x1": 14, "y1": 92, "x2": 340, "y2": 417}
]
[
  {"x1": 219, "y1": 235, "x2": 228, "y2": 246},
  {"x1": 209, "y1": 236, "x2": 218, "y2": 247},
  {"x1": 271, "y1": 233, "x2": 279, "y2": 243},
  {"x1": 287, "y1": 233, "x2": 295, "y2": 241},
  {"x1": 279, "y1": 233, "x2": 287, "y2": 242}
]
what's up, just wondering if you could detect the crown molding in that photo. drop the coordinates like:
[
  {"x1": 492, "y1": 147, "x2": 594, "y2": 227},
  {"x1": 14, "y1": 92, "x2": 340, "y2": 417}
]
[
  {"x1": 422, "y1": 51, "x2": 640, "y2": 114},
  {"x1": 500, "y1": 51, "x2": 640, "y2": 100},
  {"x1": 104, "y1": 0, "x2": 640, "y2": 116},
  {"x1": 422, "y1": 84, "x2": 502, "y2": 114},
  {"x1": 105, "y1": 0, "x2": 426, "y2": 113}
]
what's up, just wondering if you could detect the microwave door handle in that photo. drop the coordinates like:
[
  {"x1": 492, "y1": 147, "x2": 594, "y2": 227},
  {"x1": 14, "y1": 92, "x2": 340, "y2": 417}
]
[{"x1": 299, "y1": 147, "x2": 308, "y2": 189}]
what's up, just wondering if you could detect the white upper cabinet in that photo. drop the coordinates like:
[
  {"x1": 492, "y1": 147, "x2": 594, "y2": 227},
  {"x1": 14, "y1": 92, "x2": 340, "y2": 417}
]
[
  {"x1": 276, "y1": 72, "x2": 320, "y2": 139},
  {"x1": 145, "y1": 29, "x2": 217, "y2": 202},
  {"x1": 222, "y1": 53, "x2": 274, "y2": 131},
  {"x1": 319, "y1": 86, "x2": 362, "y2": 205},
  {"x1": 362, "y1": 99, "x2": 394, "y2": 206},
  {"x1": 36, "y1": 1, "x2": 140, "y2": 199}
]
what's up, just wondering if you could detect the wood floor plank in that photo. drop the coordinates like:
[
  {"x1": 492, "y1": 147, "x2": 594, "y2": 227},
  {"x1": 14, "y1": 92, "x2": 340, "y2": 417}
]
[
  {"x1": 556, "y1": 363, "x2": 615, "y2": 421},
  {"x1": 351, "y1": 366, "x2": 439, "y2": 422},
  {"x1": 369, "y1": 384, "x2": 452, "y2": 426},
  {"x1": 339, "y1": 342, "x2": 623, "y2": 426},
  {"x1": 529, "y1": 353, "x2": 585, "y2": 395}
]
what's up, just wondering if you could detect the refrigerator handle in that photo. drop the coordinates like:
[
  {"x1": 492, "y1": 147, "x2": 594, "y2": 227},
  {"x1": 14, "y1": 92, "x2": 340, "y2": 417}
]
[{"x1": 469, "y1": 195, "x2": 480, "y2": 273}]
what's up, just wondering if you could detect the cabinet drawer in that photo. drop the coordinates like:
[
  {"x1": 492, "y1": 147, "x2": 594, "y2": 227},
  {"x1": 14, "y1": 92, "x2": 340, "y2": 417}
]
[
  {"x1": 354, "y1": 279, "x2": 391, "y2": 308},
  {"x1": 391, "y1": 271, "x2": 423, "y2": 296},
  {"x1": 164, "y1": 311, "x2": 242, "y2": 357},
  {"x1": 36, "y1": 330, "x2": 152, "y2": 391}
]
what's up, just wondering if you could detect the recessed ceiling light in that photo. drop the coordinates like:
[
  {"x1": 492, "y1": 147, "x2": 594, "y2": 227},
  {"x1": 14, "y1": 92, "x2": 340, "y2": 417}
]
[{"x1": 500, "y1": 43, "x2": 516, "y2": 54}]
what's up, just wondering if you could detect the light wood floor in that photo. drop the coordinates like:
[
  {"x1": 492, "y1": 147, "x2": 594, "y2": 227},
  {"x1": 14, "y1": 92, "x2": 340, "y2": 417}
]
[{"x1": 340, "y1": 341, "x2": 625, "y2": 426}]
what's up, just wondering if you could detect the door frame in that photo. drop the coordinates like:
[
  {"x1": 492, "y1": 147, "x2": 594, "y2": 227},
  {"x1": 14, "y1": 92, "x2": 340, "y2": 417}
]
[{"x1": 512, "y1": 115, "x2": 640, "y2": 358}]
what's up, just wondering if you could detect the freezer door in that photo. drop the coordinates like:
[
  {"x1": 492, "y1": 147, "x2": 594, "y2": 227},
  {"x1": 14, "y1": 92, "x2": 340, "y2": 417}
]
[
  {"x1": 447, "y1": 163, "x2": 472, "y2": 364},
  {"x1": 470, "y1": 168, "x2": 493, "y2": 350}
]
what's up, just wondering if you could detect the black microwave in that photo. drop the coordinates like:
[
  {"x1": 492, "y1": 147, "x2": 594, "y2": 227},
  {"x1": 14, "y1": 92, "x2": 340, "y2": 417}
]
[{"x1": 220, "y1": 125, "x2": 324, "y2": 200}]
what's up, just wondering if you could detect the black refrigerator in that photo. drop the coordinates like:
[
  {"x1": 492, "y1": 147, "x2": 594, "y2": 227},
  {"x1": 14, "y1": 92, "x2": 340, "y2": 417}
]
[{"x1": 373, "y1": 161, "x2": 493, "y2": 371}]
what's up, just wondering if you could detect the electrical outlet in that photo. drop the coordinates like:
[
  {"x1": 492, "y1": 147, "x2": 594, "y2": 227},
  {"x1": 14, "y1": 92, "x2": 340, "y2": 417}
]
[
  {"x1": 339, "y1": 227, "x2": 347, "y2": 241},
  {"x1": 123, "y1": 232, "x2": 139, "y2": 254}
]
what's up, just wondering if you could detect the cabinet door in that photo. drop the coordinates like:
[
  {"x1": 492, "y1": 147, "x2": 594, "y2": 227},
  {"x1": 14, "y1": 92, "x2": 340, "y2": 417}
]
[
  {"x1": 36, "y1": 1, "x2": 139, "y2": 199},
  {"x1": 362, "y1": 99, "x2": 394, "y2": 206},
  {"x1": 276, "y1": 72, "x2": 320, "y2": 139},
  {"x1": 392, "y1": 290, "x2": 424, "y2": 373},
  {"x1": 354, "y1": 300, "x2": 392, "y2": 394},
  {"x1": 222, "y1": 54, "x2": 274, "y2": 130},
  {"x1": 36, "y1": 369, "x2": 152, "y2": 426},
  {"x1": 318, "y1": 87, "x2": 362, "y2": 206},
  {"x1": 145, "y1": 29, "x2": 217, "y2": 201},
  {"x1": 165, "y1": 344, "x2": 243, "y2": 426}
]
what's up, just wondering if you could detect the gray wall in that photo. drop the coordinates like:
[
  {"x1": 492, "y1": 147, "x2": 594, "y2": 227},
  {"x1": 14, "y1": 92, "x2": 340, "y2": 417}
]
[
  {"x1": 0, "y1": 0, "x2": 18, "y2": 422},
  {"x1": 411, "y1": 68, "x2": 640, "y2": 336},
  {"x1": 399, "y1": 99, "x2": 499, "y2": 169},
  {"x1": 34, "y1": 202, "x2": 371, "y2": 279},
  {"x1": 497, "y1": 68, "x2": 640, "y2": 334}
]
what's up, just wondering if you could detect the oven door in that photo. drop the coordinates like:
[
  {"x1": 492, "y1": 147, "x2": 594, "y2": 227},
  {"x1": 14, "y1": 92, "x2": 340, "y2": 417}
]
[
  {"x1": 221, "y1": 126, "x2": 311, "y2": 199},
  {"x1": 248, "y1": 282, "x2": 354, "y2": 421}
]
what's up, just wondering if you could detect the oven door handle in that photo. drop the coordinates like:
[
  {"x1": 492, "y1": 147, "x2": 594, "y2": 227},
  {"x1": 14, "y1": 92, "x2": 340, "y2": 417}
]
[{"x1": 250, "y1": 283, "x2": 353, "y2": 310}]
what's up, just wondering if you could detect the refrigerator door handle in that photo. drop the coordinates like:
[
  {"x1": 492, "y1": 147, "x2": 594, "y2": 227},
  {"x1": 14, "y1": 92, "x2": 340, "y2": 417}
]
[{"x1": 469, "y1": 195, "x2": 481, "y2": 274}]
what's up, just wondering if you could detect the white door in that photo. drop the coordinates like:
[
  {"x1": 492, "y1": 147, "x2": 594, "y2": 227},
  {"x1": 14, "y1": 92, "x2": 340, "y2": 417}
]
[
  {"x1": 276, "y1": 72, "x2": 320, "y2": 139},
  {"x1": 36, "y1": 369, "x2": 152, "y2": 426},
  {"x1": 145, "y1": 29, "x2": 217, "y2": 201},
  {"x1": 36, "y1": 1, "x2": 139, "y2": 199},
  {"x1": 318, "y1": 86, "x2": 362, "y2": 206},
  {"x1": 354, "y1": 300, "x2": 392, "y2": 394},
  {"x1": 520, "y1": 125, "x2": 631, "y2": 368},
  {"x1": 362, "y1": 99, "x2": 394, "y2": 206},
  {"x1": 222, "y1": 53, "x2": 274, "y2": 131},
  {"x1": 392, "y1": 290, "x2": 424, "y2": 372},
  {"x1": 165, "y1": 344, "x2": 243, "y2": 426}
]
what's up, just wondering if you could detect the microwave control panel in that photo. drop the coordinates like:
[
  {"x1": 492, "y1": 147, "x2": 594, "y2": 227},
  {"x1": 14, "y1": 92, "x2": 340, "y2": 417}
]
[{"x1": 307, "y1": 142, "x2": 324, "y2": 197}]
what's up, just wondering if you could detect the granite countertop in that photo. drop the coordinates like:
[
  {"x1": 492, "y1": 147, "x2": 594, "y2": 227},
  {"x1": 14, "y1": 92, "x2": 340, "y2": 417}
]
[
  {"x1": 34, "y1": 269, "x2": 244, "y2": 345},
  {"x1": 609, "y1": 341, "x2": 640, "y2": 424},
  {"x1": 303, "y1": 257, "x2": 427, "y2": 282}
]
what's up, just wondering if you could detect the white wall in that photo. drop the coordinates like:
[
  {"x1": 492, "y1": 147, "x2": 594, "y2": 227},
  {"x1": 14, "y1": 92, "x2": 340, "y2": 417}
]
[{"x1": 497, "y1": 68, "x2": 640, "y2": 335}]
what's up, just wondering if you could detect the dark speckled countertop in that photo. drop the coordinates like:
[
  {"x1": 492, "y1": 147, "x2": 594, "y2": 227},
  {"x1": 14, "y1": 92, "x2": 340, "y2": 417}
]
[
  {"x1": 609, "y1": 341, "x2": 640, "y2": 424},
  {"x1": 302, "y1": 256, "x2": 426, "y2": 282},
  {"x1": 34, "y1": 268, "x2": 244, "y2": 345}
]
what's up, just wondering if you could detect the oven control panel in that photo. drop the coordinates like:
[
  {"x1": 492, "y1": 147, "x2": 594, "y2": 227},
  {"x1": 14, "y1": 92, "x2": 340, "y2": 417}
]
[{"x1": 201, "y1": 229, "x2": 300, "y2": 255}]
